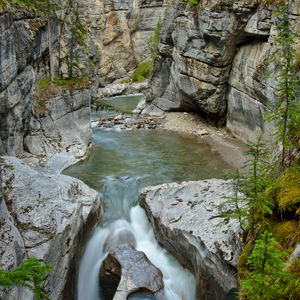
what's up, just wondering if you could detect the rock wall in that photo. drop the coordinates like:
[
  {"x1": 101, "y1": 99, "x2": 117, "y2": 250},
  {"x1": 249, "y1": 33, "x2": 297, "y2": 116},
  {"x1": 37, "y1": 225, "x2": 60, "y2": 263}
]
[
  {"x1": 141, "y1": 0, "x2": 299, "y2": 140},
  {"x1": 91, "y1": 0, "x2": 167, "y2": 86},
  {"x1": 0, "y1": 1, "x2": 166, "y2": 156},
  {"x1": 24, "y1": 88, "x2": 92, "y2": 162},
  {"x1": 0, "y1": 9, "x2": 52, "y2": 156},
  {"x1": 0, "y1": 157, "x2": 102, "y2": 300},
  {"x1": 0, "y1": 6, "x2": 99, "y2": 299}
]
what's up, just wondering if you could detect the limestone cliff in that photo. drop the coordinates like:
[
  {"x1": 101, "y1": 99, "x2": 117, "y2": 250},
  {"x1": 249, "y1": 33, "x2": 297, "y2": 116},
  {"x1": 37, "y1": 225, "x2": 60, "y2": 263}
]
[
  {"x1": 0, "y1": 6, "x2": 99, "y2": 299},
  {"x1": 140, "y1": 0, "x2": 300, "y2": 141},
  {"x1": 92, "y1": 0, "x2": 167, "y2": 86},
  {"x1": 0, "y1": 1, "x2": 166, "y2": 157}
]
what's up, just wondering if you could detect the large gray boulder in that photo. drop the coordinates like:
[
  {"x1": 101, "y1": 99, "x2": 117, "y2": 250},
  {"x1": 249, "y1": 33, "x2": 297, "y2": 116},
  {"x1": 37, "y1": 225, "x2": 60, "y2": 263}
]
[
  {"x1": 99, "y1": 244, "x2": 164, "y2": 300},
  {"x1": 139, "y1": 179, "x2": 242, "y2": 300},
  {"x1": 0, "y1": 156, "x2": 102, "y2": 300}
]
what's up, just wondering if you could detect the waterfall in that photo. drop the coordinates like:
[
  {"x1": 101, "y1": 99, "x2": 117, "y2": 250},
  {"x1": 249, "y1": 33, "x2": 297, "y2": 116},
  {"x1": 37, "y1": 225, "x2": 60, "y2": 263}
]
[{"x1": 77, "y1": 184, "x2": 196, "y2": 300}]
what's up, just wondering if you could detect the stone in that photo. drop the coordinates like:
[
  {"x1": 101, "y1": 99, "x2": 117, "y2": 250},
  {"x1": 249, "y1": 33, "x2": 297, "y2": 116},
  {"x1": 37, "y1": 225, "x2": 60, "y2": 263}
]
[
  {"x1": 138, "y1": 0, "x2": 278, "y2": 132},
  {"x1": 0, "y1": 66, "x2": 35, "y2": 156},
  {"x1": 227, "y1": 42, "x2": 275, "y2": 142},
  {"x1": 93, "y1": 0, "x2": 167, "y2": 85},
  {"x1": 0, "y1": 156, "x2": 102, "y2": 300},
  {"x1": 139, "y1": 179, "x2": 242, "y2": 300},
  {"x1": 24, "y1": 88, "x2": 92, "y2": 160},
  {"x1": 99, "y1": 244, "x2": 164, "y2": 300}
]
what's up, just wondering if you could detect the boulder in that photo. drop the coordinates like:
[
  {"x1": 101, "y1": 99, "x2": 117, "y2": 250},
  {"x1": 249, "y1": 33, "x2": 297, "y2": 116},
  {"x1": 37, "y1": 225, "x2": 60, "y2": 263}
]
[
  {"x1": 99, "y1": 244, "x2": 164, "y2": 300},
  {"x1": 0, "y1": 156, "x2": 102, "y2": 300},
  {"x1": 139, "y1": 179, "x2": 242, "y2": 300}
]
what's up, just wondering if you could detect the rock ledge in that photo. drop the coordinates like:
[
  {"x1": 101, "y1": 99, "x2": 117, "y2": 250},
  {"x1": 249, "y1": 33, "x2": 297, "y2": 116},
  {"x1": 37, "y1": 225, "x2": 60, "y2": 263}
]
[{"x1": 139, "y1": 179, "x2": 242, "y2": 300}]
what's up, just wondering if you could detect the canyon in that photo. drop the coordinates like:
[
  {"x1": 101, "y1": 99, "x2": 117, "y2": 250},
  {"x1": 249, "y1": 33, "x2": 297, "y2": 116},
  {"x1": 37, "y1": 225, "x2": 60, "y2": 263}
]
[{"x1": 0, "y1": 0, "x2": 299, "y2": 299}]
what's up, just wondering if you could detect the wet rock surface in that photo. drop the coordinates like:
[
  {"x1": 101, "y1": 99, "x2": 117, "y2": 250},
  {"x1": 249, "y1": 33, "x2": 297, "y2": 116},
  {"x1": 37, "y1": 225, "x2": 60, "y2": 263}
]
[
  {"x1": 139, "y1": 179, "x2": 242, "y2": 300},
  {"x1": 100, "y1": 244, "x2": 164, "y2": 300},
  {"x1": 97, "y1": 114, "x2": 163, "y2": 131}
]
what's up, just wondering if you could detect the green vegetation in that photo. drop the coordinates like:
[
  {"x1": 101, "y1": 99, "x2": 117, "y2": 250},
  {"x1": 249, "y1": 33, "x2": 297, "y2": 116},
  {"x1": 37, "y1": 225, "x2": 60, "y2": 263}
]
[
  {"x1": 128, "y1": 17, "x2": 162, "y2": 83},
  {"x1": 0, "y1": 258, "x2": 51, "y2": 299},
  {"x1": 33, "y1": 76, "x2": 90, "y2": 114},
  {"x1": 266, "y1": 5, "x2": 300, "y2": 171},
  {"x1": 0, "y1": 0, "x2": 57, "y2": 13},
  {"x1": 131, "y1": 61, "x2": 153, "y2": 83},
  {"x1": 147, "y1": 18, "x2": 162, "y2": 60},
  {"x1": 217, "y1": 3, "x2": 300, "y2": 299},
  {"x1": 241, "y1": 231, "x2": 299, "y2": 300},
  {"x1": 187, "y1": 0, "x2": 200, "y2": 7}
]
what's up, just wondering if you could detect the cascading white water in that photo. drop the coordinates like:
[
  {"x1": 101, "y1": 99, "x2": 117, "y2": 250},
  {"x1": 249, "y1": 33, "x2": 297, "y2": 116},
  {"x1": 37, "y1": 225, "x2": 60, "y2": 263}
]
[
  {"x1": 77, "y1": 203, "x2": 196, "y2": 300},
  {"x1": 131, "y1": 206, "x2": 196, "y2": 300},
  {"x1": 64, "y1": 111, "x2": 232, "y2": 300}
]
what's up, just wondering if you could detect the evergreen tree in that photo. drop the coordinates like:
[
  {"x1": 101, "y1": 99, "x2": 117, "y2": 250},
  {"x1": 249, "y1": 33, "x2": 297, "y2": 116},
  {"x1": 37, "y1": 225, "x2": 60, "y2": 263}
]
[
  {"x1": 0, "y1": 258, "x2": 51, "y2": 299},
  {"x1": 218, "y1": 169, "x2": 247, "y2": 235},
  {"x1": 241, "y1": 231, "x2": 300, "y2": 300},
  {"x1": 242, "y1": 137, "x2": 273, "y2": 236},
  {"x1": 267, "y1": 4, "x2": 300, "y2": 171}
]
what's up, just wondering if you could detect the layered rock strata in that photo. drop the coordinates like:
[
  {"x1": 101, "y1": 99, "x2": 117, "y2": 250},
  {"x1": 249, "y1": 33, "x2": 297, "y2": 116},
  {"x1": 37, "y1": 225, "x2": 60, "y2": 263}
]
[
  {"x1": 24, "y1": 87, "x2": 92, "y2": 163},
  {"x1": 0, "y1": 9, "x2": 54, "y2": 156},
  {"x1": 139, "y1": 179, "x2": 242, "y2": 300},
  {"x1": 140, "y1": 0, "x2": 299, "y2": 140},
  {"x1": 91, "y1": 0, "x2": 167, "y2": 86}
]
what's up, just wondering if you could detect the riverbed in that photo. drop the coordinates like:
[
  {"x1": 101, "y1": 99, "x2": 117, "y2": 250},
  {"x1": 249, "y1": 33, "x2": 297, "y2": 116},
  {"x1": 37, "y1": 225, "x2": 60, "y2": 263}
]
[{"x1": 64, "y1": 96, "x2": 235, "y2": 300}]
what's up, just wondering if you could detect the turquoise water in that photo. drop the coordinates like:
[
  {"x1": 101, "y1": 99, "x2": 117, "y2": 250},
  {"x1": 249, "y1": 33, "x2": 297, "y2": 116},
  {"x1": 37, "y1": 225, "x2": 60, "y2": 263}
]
[
  {"x1": 102, "y1": 94, "x2": 142, "y2": 112},
  {"x1": 64, "y1": 101, "x2": 233, "y2": 300}
]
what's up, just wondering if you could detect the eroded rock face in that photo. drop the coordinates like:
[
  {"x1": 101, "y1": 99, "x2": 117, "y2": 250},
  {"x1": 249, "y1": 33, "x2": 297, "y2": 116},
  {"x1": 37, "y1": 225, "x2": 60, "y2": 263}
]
[
  {"x1": 139, "y1": 179, "x2": 242, "y2": 300},
  {"x1": 0, "y1": 9, "x2": 57, "y2": 156},
  {"x1": 99, "y1": 244, "x2": 164, "y2": 300},
  {"x1": 140, "y1": 0, "x2": 295, "y2": 138},
  {"x1": 141, "y1": 0, "x2": 261, "y2": 120},
  {"x1": 24, "y1": 88, "x2": 92, "y2": 161},
  {"x1": 0, "y1": 156, "x2": 102, "y2": 300},
  {"x1": 87, "y1": 0, "x2": 167, "y2": 86}
]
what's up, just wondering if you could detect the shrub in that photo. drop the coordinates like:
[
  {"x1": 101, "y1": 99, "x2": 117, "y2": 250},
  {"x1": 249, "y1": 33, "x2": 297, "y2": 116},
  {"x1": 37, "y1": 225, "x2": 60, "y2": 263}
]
[{"x1": 131, "y1": 61, "x2": 153, "y2": 83}]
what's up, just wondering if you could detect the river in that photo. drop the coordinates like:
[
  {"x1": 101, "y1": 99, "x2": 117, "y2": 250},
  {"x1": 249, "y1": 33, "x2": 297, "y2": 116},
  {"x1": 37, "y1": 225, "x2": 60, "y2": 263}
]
[{"x1": 64, "y1": 95, "x2": 232, "y2": 300}]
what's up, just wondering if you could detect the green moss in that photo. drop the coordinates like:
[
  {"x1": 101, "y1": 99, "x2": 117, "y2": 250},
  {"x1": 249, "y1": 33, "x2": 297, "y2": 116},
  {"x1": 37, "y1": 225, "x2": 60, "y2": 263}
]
[
  {"x1": 33, "y1": 76, "x2": 90, "y2": 115},
  {"x1": 187, "y1": 0, "x2": 199, "y2": 7},
  {"x1": 131, "y1": 61, "x2": 153, "y2": 83},
  {"x1": 266, "y1": 168, "x2": 300, "y2": 213},
  {"x1": 238, "y1": 240, "x2": 253, "y2": 279},
  {"x1": 273, "y1": 220, "x2": 300, "y2": 249}
]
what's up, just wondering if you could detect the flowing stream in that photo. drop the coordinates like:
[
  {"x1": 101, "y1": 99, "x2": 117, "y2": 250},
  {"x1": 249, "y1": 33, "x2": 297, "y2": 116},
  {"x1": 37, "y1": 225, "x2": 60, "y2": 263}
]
[{"x1": 64, "y1": 96, "x2": 233, "y2": 300}]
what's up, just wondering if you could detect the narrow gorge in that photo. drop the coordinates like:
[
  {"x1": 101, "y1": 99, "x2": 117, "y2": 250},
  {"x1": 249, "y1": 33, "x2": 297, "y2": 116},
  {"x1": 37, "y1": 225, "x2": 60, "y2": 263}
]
[{"x1": 0, "y1": 1, "x2": 299, "y2": 300}]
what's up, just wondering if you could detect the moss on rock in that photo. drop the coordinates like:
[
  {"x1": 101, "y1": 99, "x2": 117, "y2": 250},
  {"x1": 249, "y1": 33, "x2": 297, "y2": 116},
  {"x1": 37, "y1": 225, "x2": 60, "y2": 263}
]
[
  {"x1": 266, "y1": 168, "x2": 300, "y2": 214},
  {"x1": 273, "y1": 220, "x2": 300, "y2": 249}
]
